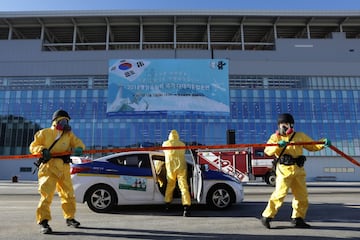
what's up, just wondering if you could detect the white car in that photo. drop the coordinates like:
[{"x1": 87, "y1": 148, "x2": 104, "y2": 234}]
[{"x1": 70, "y1": 150, "x2": 244, "y2": 213}]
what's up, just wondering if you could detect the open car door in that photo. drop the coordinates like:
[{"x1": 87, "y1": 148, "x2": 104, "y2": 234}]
[{"x1": 186, "y1": 150, "x2": 203, "y2": 202}]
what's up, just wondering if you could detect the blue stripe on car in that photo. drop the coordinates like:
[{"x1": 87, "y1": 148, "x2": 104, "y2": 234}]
[{"x1": 202, "y1": 170, "x2": 237, "y2": 181}]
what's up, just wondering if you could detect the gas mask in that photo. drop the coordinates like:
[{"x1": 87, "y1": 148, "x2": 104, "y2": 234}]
[
  {"x1": 55, "y1": 118, "x2": 71, "y2": 131},
  {"x1": 278, "y1": 125, "x2": 293, "y2": 136}
]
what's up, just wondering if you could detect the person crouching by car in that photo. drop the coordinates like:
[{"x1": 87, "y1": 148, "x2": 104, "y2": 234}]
[{"x1": 29, "y1": 109, "x2": 85, "y2": 234}]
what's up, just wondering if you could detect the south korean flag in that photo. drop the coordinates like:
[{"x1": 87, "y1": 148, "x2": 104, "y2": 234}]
[{"x1": 109, "y1": 59, "x2": 150, "y2": 82}]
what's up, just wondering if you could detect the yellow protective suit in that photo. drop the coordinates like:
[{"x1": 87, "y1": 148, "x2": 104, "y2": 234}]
[
  {"x1": 162, "y1": 130, "x2": 191, "y2": 206},
  {"x1": 154, "y1": 160, "x2": 166, "y2": 188},
  {"x1": 262, "y1": 131, "x2": 325, "y2": 219},
  {"x1": 29, "y1": 117, "x2": 85, "y2": 224}
]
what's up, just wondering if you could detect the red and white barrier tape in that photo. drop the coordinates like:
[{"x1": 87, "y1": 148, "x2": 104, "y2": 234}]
[{"x1": 0, "y1": 141, "x2": 359, "y2": 167}]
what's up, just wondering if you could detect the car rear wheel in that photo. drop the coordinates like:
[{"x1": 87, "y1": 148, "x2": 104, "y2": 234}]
[
  {"x1": 85, "y1": 184, "x2": 117, "y2": 213},
  {"x1": 206, "y1": 184, "x2": 234, "y2": 209}
]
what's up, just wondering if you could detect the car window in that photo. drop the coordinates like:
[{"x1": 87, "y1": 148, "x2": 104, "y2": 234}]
[
  {"x1": 108, "y1": 154, "x2": 151, "y2": 168},
  {"x1": 152, "y1": 155, "x2": 165, "y2": 172},
  {"x1": 108, "y1": 156, "x2": 126, "y2": 166},
  {"x1": 185, "y1": 149, "x2": 195, "y2": 165},
  {"x1": 137, "y1": 154, "x2": 151, "y2": 168},
  {"x1": 125, "y1": 155, "x2": 139, "y2": 167},
  {"x1": 152, "y1": 155, "x2": 165, "y2": 162}
]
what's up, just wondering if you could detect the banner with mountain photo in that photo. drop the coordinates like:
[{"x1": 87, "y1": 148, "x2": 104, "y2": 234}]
[{"x1": 107, "y1": 59, "x2": 229, "y2": 115}]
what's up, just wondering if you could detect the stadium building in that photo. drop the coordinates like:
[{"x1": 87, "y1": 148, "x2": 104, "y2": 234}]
[{"x1": 0, "y1": 10, "x2": 359, "y2": 181}]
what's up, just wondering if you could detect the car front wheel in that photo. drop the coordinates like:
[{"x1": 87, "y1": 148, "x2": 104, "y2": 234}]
[
  {"x1": 264, "y1": 171, "x2": 276, "y2": 186},
  {"x1": 206, "y1": 184, "x2": 234, "y2": 209},
  {"x1": 85, "y1": 184, "x2": 117, "y2": 213}
]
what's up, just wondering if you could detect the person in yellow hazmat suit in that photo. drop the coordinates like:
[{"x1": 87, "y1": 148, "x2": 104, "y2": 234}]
[
  {"x1": 162, "y1": 129, "x2": 191, "y2": 217},
  {"x1": 29, "y1": 109, "x2": 85, "y2": 234},
  {"x1": 261, "y1": 113, "x2": 331, "y2": 229}
]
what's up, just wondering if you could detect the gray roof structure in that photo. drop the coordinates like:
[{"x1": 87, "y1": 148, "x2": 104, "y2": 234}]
[{"x1": 1, "y1": 10, "x2": 360, "y2": 51}]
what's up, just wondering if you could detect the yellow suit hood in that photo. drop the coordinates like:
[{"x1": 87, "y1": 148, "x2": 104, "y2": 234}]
[{"x1": 168, "y1": 130, "x2": 180, "y2": 141}]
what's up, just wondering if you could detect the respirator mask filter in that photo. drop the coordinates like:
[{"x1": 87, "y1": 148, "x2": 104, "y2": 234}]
[
  {"x1": 56, "y1": 118, "x2": 71, "y2": 131},
  {"x1": 279, "y1": 125, "x2": 293, "y2": 135}
]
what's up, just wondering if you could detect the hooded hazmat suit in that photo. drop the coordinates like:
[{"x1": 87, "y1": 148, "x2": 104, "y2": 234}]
[
  {"x1": 162, "y1": 130, "x2": 191, "y2": 206},
  {"x1": 262, "y1": 128, "x2": 325, "y2": 221},
  {"x1": 29, "y1": 113, "x2": 85, "y2": 225}
]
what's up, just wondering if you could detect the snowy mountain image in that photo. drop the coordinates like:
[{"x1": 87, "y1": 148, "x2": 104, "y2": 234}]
[
  {"x1": 107, "y1": 91, "x2": 229, "y2": 112},
  {"x1": 107, "y1": 59, "x2": 230, "y2": 114}
]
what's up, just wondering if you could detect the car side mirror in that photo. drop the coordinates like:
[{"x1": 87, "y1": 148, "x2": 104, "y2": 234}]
[{"x1": 201, "y1": 164, "x2": 209, "y2": 172}]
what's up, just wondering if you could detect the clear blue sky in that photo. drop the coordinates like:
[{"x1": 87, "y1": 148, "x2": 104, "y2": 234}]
[{"x1": 1, "y1": 0, "x2": 360, "y2": 11}]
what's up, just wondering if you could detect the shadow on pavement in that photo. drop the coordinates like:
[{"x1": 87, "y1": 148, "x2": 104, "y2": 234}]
[{"x1": 47, "y1": 226, "x2": 359, "y2": 239}]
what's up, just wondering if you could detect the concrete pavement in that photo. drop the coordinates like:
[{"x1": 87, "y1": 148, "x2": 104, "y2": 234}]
[{"x1": 0, "y1": 181, "x2": 359, "y2": 240}]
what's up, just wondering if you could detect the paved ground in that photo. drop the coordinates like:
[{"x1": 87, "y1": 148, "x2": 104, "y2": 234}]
[{"x1": 0, "y1": 181, "x2": 359, "y2": 240}]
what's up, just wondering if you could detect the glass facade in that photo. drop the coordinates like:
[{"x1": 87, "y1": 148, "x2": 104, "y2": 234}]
[{"x1": 1, "y1": 75, "x2": 359, "y2": 157}]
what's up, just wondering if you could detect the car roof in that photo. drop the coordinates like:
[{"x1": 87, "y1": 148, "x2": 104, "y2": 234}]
[
  {"x1": 93, "y1": 151, "x2": 165, "y2": 161},
  {"x1": 92, "y1": 150, "x2": 196, "y2": 164}
]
